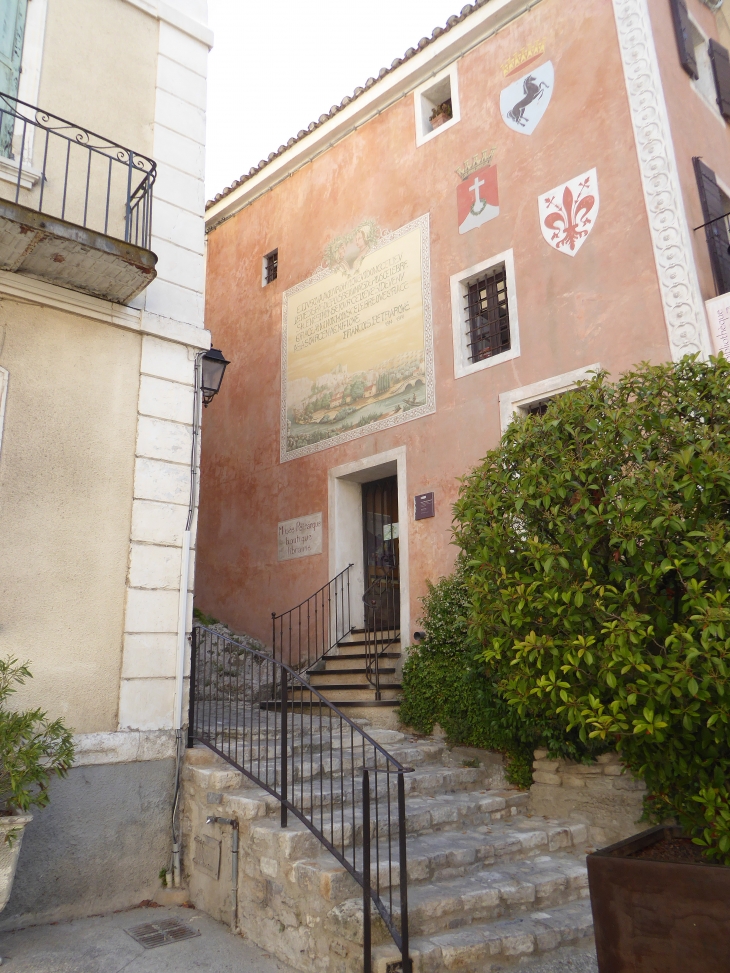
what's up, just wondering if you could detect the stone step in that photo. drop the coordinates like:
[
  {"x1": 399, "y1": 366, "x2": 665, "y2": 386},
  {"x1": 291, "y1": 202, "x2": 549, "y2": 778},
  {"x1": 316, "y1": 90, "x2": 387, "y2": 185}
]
[
  {"x1": 308, "y1": 669, "x2": 397, "y2": 685},
  {"x1": 290, "y1": 816, "x2": 588, "y2": 898},
  {"x1": 306, "y1": 687, "x2": 402, "y2": 703},
  {"x1": 241, "y1": 789, "x2": 531, "y2": 859},
  {"x1": 371, "y1": 899, "x2": 594, "y2": 972},
  {"x1": 395, "y1": 853, "x2": 589, "y2": 937},
  {"x1": 320, "y1": 653, "x2": 400, "y2": 668}
]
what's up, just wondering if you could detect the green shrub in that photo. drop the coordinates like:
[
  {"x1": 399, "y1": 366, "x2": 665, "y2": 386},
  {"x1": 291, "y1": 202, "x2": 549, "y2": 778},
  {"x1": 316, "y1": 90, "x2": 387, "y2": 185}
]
[
  {"x1": 0, "y1": 658, "x2": 75, "y2": 818},
  {"x1": 453, "y1": 356, "x2": 730, "y2": 862},
  {"x1": 398, "y1": 561, "x2": 598, "y2": 789}
]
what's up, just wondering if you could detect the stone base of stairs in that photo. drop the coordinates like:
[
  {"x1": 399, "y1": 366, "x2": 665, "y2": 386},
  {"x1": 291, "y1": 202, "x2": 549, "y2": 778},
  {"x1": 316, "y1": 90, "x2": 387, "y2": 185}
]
[{"x1": 181, "y1": 724, "x2": 595, "y2": 973}]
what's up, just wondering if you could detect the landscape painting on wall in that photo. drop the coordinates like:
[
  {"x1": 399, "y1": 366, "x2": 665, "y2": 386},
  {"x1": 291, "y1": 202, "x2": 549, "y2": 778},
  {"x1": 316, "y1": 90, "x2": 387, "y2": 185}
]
[{"x1": 280, "y1": 214, "x2": 434, "y2": 461}]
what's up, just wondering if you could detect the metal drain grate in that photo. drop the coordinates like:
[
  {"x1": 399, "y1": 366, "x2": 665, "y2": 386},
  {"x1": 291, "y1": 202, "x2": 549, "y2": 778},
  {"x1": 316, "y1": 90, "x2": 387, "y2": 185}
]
[{"x1": 125, "y1": 917, "x2": 201, "y2": 949}]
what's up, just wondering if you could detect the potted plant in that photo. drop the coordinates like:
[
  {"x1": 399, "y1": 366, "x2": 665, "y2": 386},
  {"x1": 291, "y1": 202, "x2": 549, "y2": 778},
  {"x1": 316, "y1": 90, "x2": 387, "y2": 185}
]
[
  {"x1": 429, "y1": 100, "x2": 452, "y2": 129},
  {"x1": 452, "y1": 357, "x2": 730, "y2": 972},
  {"x1": 0, "y1": 657, "x2": 74, "y2": 911}
]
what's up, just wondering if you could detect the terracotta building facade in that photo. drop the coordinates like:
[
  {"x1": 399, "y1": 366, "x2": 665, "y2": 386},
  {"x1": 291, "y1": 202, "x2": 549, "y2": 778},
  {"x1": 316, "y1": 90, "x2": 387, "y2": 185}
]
[{"x1": 198, "y1": 0, "x2": 730, "y2": 689}]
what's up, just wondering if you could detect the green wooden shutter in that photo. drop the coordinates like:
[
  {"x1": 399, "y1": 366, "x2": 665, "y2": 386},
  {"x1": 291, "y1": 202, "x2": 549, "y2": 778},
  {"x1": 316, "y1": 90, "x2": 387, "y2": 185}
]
[
  {"x1": 693, "y1": 157, "x2": 730, "y2": 296},
  {"x1": 709, "y1": 38, "x2": 730, "y2": 120},
  {"x1": 0, "y1": 0, "x2": 27, "y2": 100},
  {"x1": 669, "y1": 0, "x2": 699, "y2": 79}
]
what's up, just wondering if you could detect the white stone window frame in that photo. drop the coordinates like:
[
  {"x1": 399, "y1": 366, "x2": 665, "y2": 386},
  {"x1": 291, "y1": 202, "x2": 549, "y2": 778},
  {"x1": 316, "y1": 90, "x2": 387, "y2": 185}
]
[
  {"x1": 688, "y1": 14, "x2": 726, "y2": 126},
  {"x1": 261, "y1": 248, "x2": 278, "y2": 287},
  {"x1": 413, "y1": 63, "x2": 460, "y2": 147},
  {"x1": 498, "y1": 363, "x2": 602, "y2": 433},
  {"x1": 4, "y1": 0, "x2": 48, "y2": 188},
  {"x1": 450, "y1": 248, "x2": 519, "y2": 380}
]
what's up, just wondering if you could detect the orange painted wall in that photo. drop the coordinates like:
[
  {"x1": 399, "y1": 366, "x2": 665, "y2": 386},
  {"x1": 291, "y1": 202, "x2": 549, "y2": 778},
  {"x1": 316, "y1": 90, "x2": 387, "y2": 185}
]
[
  {"x1": 198, "y1": 0, "x2": 677, "y2": 646},
  {"x1": 648, "y1": 0, "x2": 730, "y2": 302}
]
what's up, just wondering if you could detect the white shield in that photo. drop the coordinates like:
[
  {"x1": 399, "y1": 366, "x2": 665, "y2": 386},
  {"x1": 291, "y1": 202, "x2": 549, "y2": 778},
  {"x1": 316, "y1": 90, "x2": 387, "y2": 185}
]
[
  {"x1": 500, "y1": 61, "x2": 554, "y2": 135},
  {"x1": 538, "y1": 168, "x2": 599, "y2": 257}
]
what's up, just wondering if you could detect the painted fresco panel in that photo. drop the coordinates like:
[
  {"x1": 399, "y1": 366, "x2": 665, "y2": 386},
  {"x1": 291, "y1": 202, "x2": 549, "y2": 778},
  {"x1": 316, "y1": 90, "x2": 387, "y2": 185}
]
[{"x1": 281, "y1": 214, "x2": 434, "y2": 461}]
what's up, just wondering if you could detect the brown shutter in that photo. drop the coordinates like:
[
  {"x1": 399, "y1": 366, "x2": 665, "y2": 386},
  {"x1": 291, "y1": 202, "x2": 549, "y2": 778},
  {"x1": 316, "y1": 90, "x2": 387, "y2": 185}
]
[
  {"x1": 669, "y1": 0, "x2": 699, "y2": 79},
  {"x1": 709, "y1": 39, "x2": 730, "y2": 120},
  {"x1": 693, "y1": 157, "x2": 730, "y2": 296}
]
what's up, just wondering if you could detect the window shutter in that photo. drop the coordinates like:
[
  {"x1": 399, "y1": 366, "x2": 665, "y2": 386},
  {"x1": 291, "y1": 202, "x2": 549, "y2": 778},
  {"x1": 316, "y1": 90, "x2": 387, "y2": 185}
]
[
  {"x1": 709, "y1": 39, "x2": 730, "y2": 120},
  {"x1": 669, "y1": 0, "x2": 699, "y2": 79},
  {"x1": 693, "y1": 157, "x2": 730, "y2": 296},
  {"x1": 0, "y1": 0, "x2": 27, "y2": 99}
]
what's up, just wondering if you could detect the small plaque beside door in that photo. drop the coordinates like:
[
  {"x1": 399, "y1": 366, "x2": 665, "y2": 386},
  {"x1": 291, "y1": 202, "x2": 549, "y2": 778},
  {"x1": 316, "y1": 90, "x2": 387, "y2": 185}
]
[{"x1": 414, "y1": 492, "x2": 435, "y2": 520}]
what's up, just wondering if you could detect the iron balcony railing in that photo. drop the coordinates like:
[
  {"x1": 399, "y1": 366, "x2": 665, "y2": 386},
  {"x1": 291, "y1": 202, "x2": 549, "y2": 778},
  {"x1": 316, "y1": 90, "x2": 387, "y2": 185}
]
[
  {"x1": 0, "y1": 92, "x2": 155, "y2": 249},
  {"x1": 272, "y1": 564, "x2": 353, "y2": 671},
  {"x1": 189, "y1": 624, "x2": 412, "y2": 973}
]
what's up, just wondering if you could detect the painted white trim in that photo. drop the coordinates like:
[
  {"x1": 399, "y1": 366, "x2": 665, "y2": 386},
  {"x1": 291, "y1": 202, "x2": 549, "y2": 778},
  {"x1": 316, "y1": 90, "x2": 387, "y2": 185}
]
[
  {"x1": 73, "y1": 729, "x2": 177, "y2": 766},
  {"x1": 498, "y1": 363, "x2": 601, "y2": 432},
  {"x1": 450, "y1": 248, "x2": 519, "y2": 379},
  {"x1": 0, "y1": 367, "x2": 8, "y2": 465},
  {"x1": 0, "y1": 155, "x2": 41, "y2": 190},
  {"x1": 0, "y1": 270, "x2": 210, "y2": 349},
  {"x1": 413, "y1": 63, "x2": 460, "y2": 147},
  {"x1": 611, "y1": 0, "x2": 711, "y2": 361},
  {"x1": 206, "y1": 0, "x2": 543, "y2": 227},
  {"x1": 328, "y1": 446, "x2": 410, "y2": 645},
  {"x1": 120, "y1": 0, "x2": 213, "y2": 47}
]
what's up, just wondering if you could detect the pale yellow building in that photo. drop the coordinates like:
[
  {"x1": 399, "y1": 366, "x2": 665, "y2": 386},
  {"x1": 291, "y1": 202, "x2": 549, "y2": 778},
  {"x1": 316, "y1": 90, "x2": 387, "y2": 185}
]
[{"x1": 0, "y1": 0, "x2": 212, "y2": 925}]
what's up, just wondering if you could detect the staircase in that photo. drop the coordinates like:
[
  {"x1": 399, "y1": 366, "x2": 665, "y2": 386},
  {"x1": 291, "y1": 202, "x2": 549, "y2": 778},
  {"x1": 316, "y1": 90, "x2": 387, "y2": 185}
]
[
  {"x1": 183, "y1": 716, "x2": 595, "y2": 973},
  {"x1": 302, "y1": 628, "x2": 402, "y2": 710}
]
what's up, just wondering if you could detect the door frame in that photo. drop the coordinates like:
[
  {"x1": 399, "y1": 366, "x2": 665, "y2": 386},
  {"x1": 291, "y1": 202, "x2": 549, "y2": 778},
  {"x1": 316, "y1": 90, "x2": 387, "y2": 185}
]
[{"x1": 328, "y1": 446, "x2": 409, "y2": 640}]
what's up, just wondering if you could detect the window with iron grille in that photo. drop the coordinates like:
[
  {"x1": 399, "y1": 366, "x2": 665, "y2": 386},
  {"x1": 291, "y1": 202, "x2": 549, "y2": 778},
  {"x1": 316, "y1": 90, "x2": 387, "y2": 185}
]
[
  {"x1": 263, "y1": 249, "x2": 278, "y2": 285},
  {"x1": 464, "y1": 263, "x2": 510, "y2": 363}
]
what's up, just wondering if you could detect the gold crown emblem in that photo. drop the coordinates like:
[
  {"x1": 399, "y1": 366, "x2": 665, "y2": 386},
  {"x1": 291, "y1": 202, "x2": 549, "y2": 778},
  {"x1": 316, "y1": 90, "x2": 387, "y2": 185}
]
[
  {"x1": 501, "y1": 40, "x2": 545, "y2": 77},
  {"x1": 456, "y1": 147, "x2": 496, "y2": 182}
]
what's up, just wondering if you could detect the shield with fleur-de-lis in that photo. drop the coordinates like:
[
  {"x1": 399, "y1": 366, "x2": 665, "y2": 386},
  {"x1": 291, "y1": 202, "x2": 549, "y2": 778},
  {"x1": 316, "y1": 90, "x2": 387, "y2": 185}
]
[{"x1": 538, "y1": 168, "x2": 599, "y2": 256}]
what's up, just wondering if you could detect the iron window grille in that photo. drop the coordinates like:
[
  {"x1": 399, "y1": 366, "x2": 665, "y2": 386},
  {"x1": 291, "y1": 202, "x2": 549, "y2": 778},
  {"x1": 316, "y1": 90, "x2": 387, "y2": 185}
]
[
  {"x1": 264, "y1": 249, "x2": 278, "y2": 284},
  {"x1": 464, "y1": 263, "x2": 510, "y2": 363},
  {"x1": 525, "y1": 399, "x2": 551, "y2": 417}
]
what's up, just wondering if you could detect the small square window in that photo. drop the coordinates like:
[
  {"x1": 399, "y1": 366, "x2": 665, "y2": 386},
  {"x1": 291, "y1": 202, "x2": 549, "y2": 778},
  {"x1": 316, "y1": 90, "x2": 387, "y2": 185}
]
[
  {"x1": 498, "y1": 364, "x2": 601, "y2": 432},
  {"x1": 414, "y1": 65, "x2": 460, "y2": 146},
  {"x1": 262, "y1": 249, "x2": 278, "y2": 286},
  {"x1": 450, "y1": 250, "x2": 520, "y2": 379}
]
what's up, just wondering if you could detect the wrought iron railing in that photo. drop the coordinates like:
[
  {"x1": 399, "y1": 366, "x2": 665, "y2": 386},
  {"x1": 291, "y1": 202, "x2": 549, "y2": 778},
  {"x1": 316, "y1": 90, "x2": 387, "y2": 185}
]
[
  {"x1": 363, "y1": 574, "x2": 401, "y2": 700},
  {"x1": 272, "y1": 564, "x2": 353, "y2": 671},
  {"x1": 188, "y1": 624, "x2": 412, "y2": 973},
  {"x1": 0, "y1": 92, "x2": 155, "y2": 248}
]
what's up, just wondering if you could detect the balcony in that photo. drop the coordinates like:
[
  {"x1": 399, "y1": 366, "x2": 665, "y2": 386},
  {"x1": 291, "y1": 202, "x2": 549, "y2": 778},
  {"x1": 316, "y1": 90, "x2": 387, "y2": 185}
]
[{"x1": 0, "y1": 93, "x2": 157, "y2": 305}]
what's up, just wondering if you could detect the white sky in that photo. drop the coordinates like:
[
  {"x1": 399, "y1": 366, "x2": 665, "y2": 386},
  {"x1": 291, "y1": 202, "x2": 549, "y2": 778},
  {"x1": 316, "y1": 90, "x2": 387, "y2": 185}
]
[{"x1": 205, "y1": 0, "x2": 464, "y2": 201}]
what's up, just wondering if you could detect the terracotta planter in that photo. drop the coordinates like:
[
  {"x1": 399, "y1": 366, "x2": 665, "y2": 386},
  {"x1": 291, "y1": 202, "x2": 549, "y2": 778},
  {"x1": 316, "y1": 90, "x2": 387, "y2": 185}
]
[
  {"x1": 0, "y1": 813, "x2": 32, "y2": 913},
  {"x1": 587, "y1": 825, "x2": 730, "y2": 972},
  {"x1": 430, "y1": 113, "x2": 450, "y2": 129}
]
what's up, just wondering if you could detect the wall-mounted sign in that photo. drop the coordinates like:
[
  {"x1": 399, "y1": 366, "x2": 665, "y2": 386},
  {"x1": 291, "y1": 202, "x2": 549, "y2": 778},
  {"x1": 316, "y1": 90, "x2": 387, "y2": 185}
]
[
  {"x1": 501, "y1": 61, "x2": 554, "y2": 135},
  {"x1": 539, "y1": 168, "x2": 599, "y2": 256},
  {"x1": 706, "y1": 293, "x2": 730, "y2": 357},
  {"x1": 414, "y1": 492, "x2": 435, "y2": 520},
  {"x1": 281, "y1": 214, "x2": 435, "y2": 462},
  {"x1": 278, "y1": 513, "x2": 323, "y2": 561},
  {"x1": 458, "y1": 165, "x2": 499, "y2": 235}
]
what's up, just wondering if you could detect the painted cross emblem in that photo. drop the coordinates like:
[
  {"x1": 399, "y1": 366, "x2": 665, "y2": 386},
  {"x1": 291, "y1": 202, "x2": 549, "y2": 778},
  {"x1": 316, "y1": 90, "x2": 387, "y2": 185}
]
[
  {"x1": 538, "y1": 168, "x2": 599, "y2": 256},
  {"x1": 457, "y1": 164, "x2": 499, "y2": 234}
]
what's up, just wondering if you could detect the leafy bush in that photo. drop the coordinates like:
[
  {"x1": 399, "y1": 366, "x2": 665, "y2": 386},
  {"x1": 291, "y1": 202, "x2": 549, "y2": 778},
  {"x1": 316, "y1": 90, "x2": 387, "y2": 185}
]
[
  {"x1": 0, "y1": 658, "x2": 75, "y2": 818},
  {"x1": 453, "y1": 356, "x2": 730, "y2": 862},
  {"x1": 398, "y1": 560, "x2": 599, "y2": 789}
]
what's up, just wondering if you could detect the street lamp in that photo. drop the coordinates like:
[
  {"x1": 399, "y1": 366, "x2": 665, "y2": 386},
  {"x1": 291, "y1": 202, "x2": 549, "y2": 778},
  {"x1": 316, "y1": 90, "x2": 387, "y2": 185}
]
[{"x1": 201, "y1": 348, "x2": 229, "y2": 406}]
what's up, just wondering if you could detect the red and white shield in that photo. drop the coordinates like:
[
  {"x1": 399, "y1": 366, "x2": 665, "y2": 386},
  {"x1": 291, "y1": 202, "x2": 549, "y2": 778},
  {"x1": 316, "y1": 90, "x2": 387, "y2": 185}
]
[
  {"x1": 457, "y1": 165, "x2": 499, "y2": 235},
  {"x1": 538, "y1": 168, "x2": 599, "y2": 256}
]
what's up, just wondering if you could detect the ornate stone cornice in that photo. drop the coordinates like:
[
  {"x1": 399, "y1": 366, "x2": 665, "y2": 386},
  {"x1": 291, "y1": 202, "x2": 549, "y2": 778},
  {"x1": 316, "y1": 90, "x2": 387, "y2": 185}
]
[{"x1": 612, "y1": 0, "x2": 711, "y2": 361}]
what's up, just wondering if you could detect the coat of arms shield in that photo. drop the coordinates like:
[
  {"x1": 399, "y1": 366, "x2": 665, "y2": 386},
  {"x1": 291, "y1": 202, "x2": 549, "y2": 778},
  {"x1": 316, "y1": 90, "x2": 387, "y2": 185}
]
[
  {"x1": 538, "y1": 168, "x2": 599, "y2": 256},
  {"x1": 500, "y1": 61, "x2": 554, "y2": 135},
  {"x1": 457, "y1": 165, "x2": 499, "y2": 235}
]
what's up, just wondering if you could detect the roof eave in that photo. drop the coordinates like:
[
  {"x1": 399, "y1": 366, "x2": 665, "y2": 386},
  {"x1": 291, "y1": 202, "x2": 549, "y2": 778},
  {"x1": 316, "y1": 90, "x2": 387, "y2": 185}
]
[{"x1": 205, "y1": 0, "x2": 537, "y2": 231}]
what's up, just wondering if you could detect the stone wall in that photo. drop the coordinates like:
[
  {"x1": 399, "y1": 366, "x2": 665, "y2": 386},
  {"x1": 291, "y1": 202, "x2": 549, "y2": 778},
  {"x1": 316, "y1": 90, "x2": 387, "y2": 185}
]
[{"x1": 528, "y1": 750, "x2": 646, "y2": 849}]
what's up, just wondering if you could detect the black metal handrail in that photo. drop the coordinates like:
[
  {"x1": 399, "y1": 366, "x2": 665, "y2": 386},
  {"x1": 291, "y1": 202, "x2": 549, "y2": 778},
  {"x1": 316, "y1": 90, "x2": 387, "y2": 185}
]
[
  {"x1": 272, "y1": 564, "x2": 353, "y2": 672},
  {"x1": 363, "y1": 574, "x2": 401, "y2": 700},
  {"x1": 189, "y1": 624, "x2": 412, "y2": 973},
  {"x1": 0, "y1": 91, "x2": 155, "y2": 249}
]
